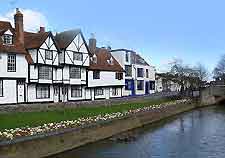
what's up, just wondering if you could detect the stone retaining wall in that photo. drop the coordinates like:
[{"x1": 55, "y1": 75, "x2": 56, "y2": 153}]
[{"x1": 0, "y1": 102, "x2": 204, "y2": 158}]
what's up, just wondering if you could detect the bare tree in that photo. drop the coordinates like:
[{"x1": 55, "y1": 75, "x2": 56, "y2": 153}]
[{"x1": 213, "y1": 54, "x2": 225, "y2": 79}]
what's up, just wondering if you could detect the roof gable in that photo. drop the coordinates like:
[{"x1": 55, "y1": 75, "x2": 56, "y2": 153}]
[
  {"x1": 55, "y1": 29, "x2": 81, "y2": 49},
  {"x1": 89, "y1": 48, "x2": 124, "y2": 72}
]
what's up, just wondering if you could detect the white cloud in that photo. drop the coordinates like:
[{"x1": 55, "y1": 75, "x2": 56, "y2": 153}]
[{"x1": 0, "y1": 8, "x2": 48, "y2": 32}]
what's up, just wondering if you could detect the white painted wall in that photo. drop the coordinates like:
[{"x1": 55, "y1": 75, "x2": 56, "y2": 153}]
[
  {"x1": 0, "y1": 80, "x2": 17, "y2": 104},
  {"x1": 88, "y1": 70, "x2": 124, "y2": 87},
  {"x1": 27, "y1": 84, "x2": 54, "y2": 102},
  {"x1": 0, "y1": 53, "x2": 28, "y2": 80}
]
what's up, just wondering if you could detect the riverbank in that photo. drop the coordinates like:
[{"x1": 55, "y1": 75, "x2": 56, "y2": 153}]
[{"x1": 0, "y1": 99, "x2": 206, "y2": 158}]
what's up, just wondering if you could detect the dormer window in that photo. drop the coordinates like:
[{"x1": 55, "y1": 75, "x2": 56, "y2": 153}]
[
  {"x1": 3, "y1": 34, "x2": 13, "y2": 45},
  {"x1": 107, "y1": 57, "x2": 114, "y2": 65},
  {"x1": 92, "y1": 54, "x2": 97, "y2": 64}
]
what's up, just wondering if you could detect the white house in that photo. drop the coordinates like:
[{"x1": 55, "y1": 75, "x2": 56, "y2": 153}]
[
  {"x1": 55, "y1": 29, "x2": 91, "y2": 102},
  {"x1": 24, "y1": 28, "x2": 61, "y2": 103},
  {"x1": 111, "y1": 49, "x2": 156, "y2": 96},
  {"x1": 155, "y1": 73, "x2": 181, "y2": 92},
  {"x1": 0, "y1": 9, "x2": 29, "y2": 104},
  {"x1": 87, "y1": 37, "x2": 125, "y2": 100}
]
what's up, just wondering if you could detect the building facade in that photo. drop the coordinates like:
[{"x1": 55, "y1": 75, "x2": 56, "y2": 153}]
[
  {"x1": 111, "y1": 49, "x2": 156, "y2": 96},
  {"x1": 0, "y1": 10, "x2": 29, "y2": 104},
  {"x1": 87, "y1": 38, "x2": 125, "y2": 100},
  {"x1": 0, "y1": 9, "x2": 156, "y2": 105}
]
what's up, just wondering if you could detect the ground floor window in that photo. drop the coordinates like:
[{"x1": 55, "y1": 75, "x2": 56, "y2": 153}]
[
  {"x1": 36, "y1": 85, "x2": 50, "y2": 99},
  {"x1": 71, "y1": 86, "x2": 82, "y2": 98},
  {"x1": 0, "y1": 80, "x2": 3, "y2": 97},
  {"x1": 95, "y1": 88, "x2": 104, "y2": 96},
  {"x1": 125, "y1": 80, "x2": 133, "y2": 90},
  {"x1": 112, "y1": 88, "x2": 119, "y2": 96},
  {"x1": 150, "y1": 81, "x2": 155, "y2": 90},
  {"x1": 137, "y1": 80, "x2": 144, "y2": 90}
]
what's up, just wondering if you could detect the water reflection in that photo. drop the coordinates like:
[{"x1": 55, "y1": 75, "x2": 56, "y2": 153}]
[{"x1": 49, "y1": 105, "x2": 225, "y2": 158}]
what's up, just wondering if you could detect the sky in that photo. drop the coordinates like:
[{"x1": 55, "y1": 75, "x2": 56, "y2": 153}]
[{"x1": 0, "y1": 0, "x2": 225, "y2": 74}]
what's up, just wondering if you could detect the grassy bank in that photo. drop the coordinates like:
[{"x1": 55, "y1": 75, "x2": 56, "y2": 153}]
[{"x1": 0, "y1": 98, "x2": 178, "y2": 130}]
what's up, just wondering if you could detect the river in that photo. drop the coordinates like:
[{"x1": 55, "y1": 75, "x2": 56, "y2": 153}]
[{"x1": 49, "y1": 105, "x2": 225, "y2": 158}]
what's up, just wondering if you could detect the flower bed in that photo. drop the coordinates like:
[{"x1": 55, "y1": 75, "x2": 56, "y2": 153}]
[{"x1": 0, "y1": 99, "x2": 192, "y2": 141}]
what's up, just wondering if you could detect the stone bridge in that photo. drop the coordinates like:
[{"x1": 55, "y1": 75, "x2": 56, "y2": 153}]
[{"x1": 201, "y1": 85, "x2": 225, "y2": 105}]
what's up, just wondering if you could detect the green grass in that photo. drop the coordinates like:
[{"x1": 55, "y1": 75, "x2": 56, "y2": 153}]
[{"x1": 0, "y1": 98, "x2": 175, "y2": 130}]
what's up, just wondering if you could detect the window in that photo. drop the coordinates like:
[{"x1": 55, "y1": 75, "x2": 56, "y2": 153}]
[
  {"x1": 39, "y1": 66, "x2": 52, "y2": 80},
  {"x1": 3, "y1": 34, "x2": 13, "y2": 45},
  {"x1": 116, "y1": 72, "x2": 123, "y2": 80},
  {"x1": 0, "y1": 80, "x2": 3, "y2": 97},
  {"x1": 95, "y1": 88, "x2": 104, "y2": 96},
  {"x1": 137, "y1": 68, "x2": 144, "y2": 77},
  {"x1": 146, "y1": 69, "x2": 149, "y2": 78},
  {"x1": 125, "y1": 65, "x2": 132, "y2": 77},
  {"x1": 125, "y1": 80, "x2": 132, "y2": 90},
  {"x1": 74, "y1": 52, "x2": 82, "y2": 61},
  {"x1": 137, "y1": 80, "x2": 144, "y2": 90},
  {"x1": 93, "y1": 71, "x2": 100, "y2": 79},
  {"x1": 125, "y1": 52, "x2": 129, "y2": 62},
  {"x1": 7, "y1": 54, "x2": 16, "y2": 72},
  {"x1": 71, "y1": 86, "x2": 82, "y2": 98},
  {"x1": 36, "y1": 85, "x2": 50, "y2": 99},
  {"x1": 112, "y1": 88, "x2": 119, "y2": 96},
  {"x1": 70, "y1": 67, "x2": 81, "y2": 79},
  {"x1": 150, "y1": 81, "x2": 155, "y2": 90},
  {"x1": 45, "y1": 50, "x2": 53, "y2": 60}
]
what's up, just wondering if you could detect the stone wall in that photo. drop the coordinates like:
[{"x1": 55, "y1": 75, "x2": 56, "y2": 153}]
[{"x1": 0, "y1": 103, "x2": 201, "y2": 158}]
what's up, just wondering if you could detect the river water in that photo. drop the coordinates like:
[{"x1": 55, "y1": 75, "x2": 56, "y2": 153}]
[{"x1": 50, "y1": 105, "x2": 225, "y2": 158}]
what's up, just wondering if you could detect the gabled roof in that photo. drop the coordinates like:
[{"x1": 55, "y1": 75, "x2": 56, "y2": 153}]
[
  {"x1": 0, "y1": 21, "x2": 14, "y2": 35},
  {"x1": 111, "y1": 48, "x2": 150, "y2": 66},
  {"x1": 24, "y1": 31, "x2": 50, "y2": 49},
  {"x1": 89, "y1": 48, "x2": 124, "y2": 72},
  {"x1": 0, "y1": 21, "x2": 27, "y2": 55},
  {"x1": 133, "y1": 53, "x2": 150, "y2": 66},
  {"x1": 55, "y1": 29, "x2": 81, "y2": 49}
]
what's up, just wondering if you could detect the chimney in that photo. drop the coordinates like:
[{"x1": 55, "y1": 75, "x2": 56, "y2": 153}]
[
  {"x1": 14, "y1": 8, "x2": 24, "y2": 45},
  {"x1": 39, "y1": 27, "x2": 45, "y2": 33},
  {"x1": 89, "y1": 33, "x2": 96, "y2": 53}
]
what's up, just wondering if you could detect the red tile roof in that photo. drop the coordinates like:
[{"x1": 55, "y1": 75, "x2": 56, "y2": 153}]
[
  {"x1": 89, "y1": 48, "x2": 124, "y2": 72},
  {"x1": 0, "y1": 21, "x2": 33, "y2": 63},
  {"x1": 24, "y1": 31, "x2": 50, "y2": 49}
]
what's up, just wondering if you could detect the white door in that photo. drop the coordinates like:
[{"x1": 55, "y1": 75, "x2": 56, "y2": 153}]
[
  {"x1": 53, "y1": 86, "x2": 59, "y2": 103},
  {"x1": 17, "y1": 81, "x2": 25, "y2": 103}
]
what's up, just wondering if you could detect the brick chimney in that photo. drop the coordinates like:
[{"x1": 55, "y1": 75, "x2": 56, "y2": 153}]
[
  {"x1": 14, "y1": 8, "x2": 24, "y2": 45},
  {"x1": 89, "y1": 33, "x2": 96, "y2": 54},
  {"x1": 39, "y1": 27, "x2": 45, "y2": 33}
]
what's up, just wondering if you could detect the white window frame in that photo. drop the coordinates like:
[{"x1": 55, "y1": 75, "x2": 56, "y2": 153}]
[
  {"x1": 7, "y1": 54, "x2": 16, "y2": 72},
  {"x1": 112, "y1": 88, "x2": 119, "y2": 96},
  {"x1": 73, "y1": 52, "x2": 82, "y2": 61},
  {"x1": 36, "y1": 85, "x2": 50, "y2": 99},
  {"x1": 71, "y1": 86, "x2": 82, "y2": 98},
  {"x1": 70, "y1": 67, "x2": 81, "y2": 79},
  {"x1": 95, "y1": 88, "x2": 104, "y2": 96},
  {"x1": 45, "y1": 50, "x2": 53, "y2": 60},
  {"x1": 39, "y1": 66, "x2": 52, "y2": 80},
  {"x1": 3, "y1": 34, "x2": 13, "y2": 45},
  {"x1": 93, "y1": 71, "x2": 100, "y2": 79}
]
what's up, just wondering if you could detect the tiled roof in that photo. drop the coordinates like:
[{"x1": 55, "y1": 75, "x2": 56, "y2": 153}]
[
  {"x1": 0, "y1": 21, "x2": 33, "y2": 63},
  {"x1": 24, "y1": 31, "x2": 50, "y2": 49},
  {"x1": 89, "y1": 48, "x2": 124, "y2": 72},
  {"x1": 111, "y1": 49, "x2": 150, "y2": 66},
  {"x1": 55, "y1": 29, "x2": 81, "y2": 49}
]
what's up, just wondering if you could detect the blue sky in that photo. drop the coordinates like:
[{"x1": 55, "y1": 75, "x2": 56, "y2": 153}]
[{"x1": 1, "y1": 0, "x2": 225, "y2": 73}]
